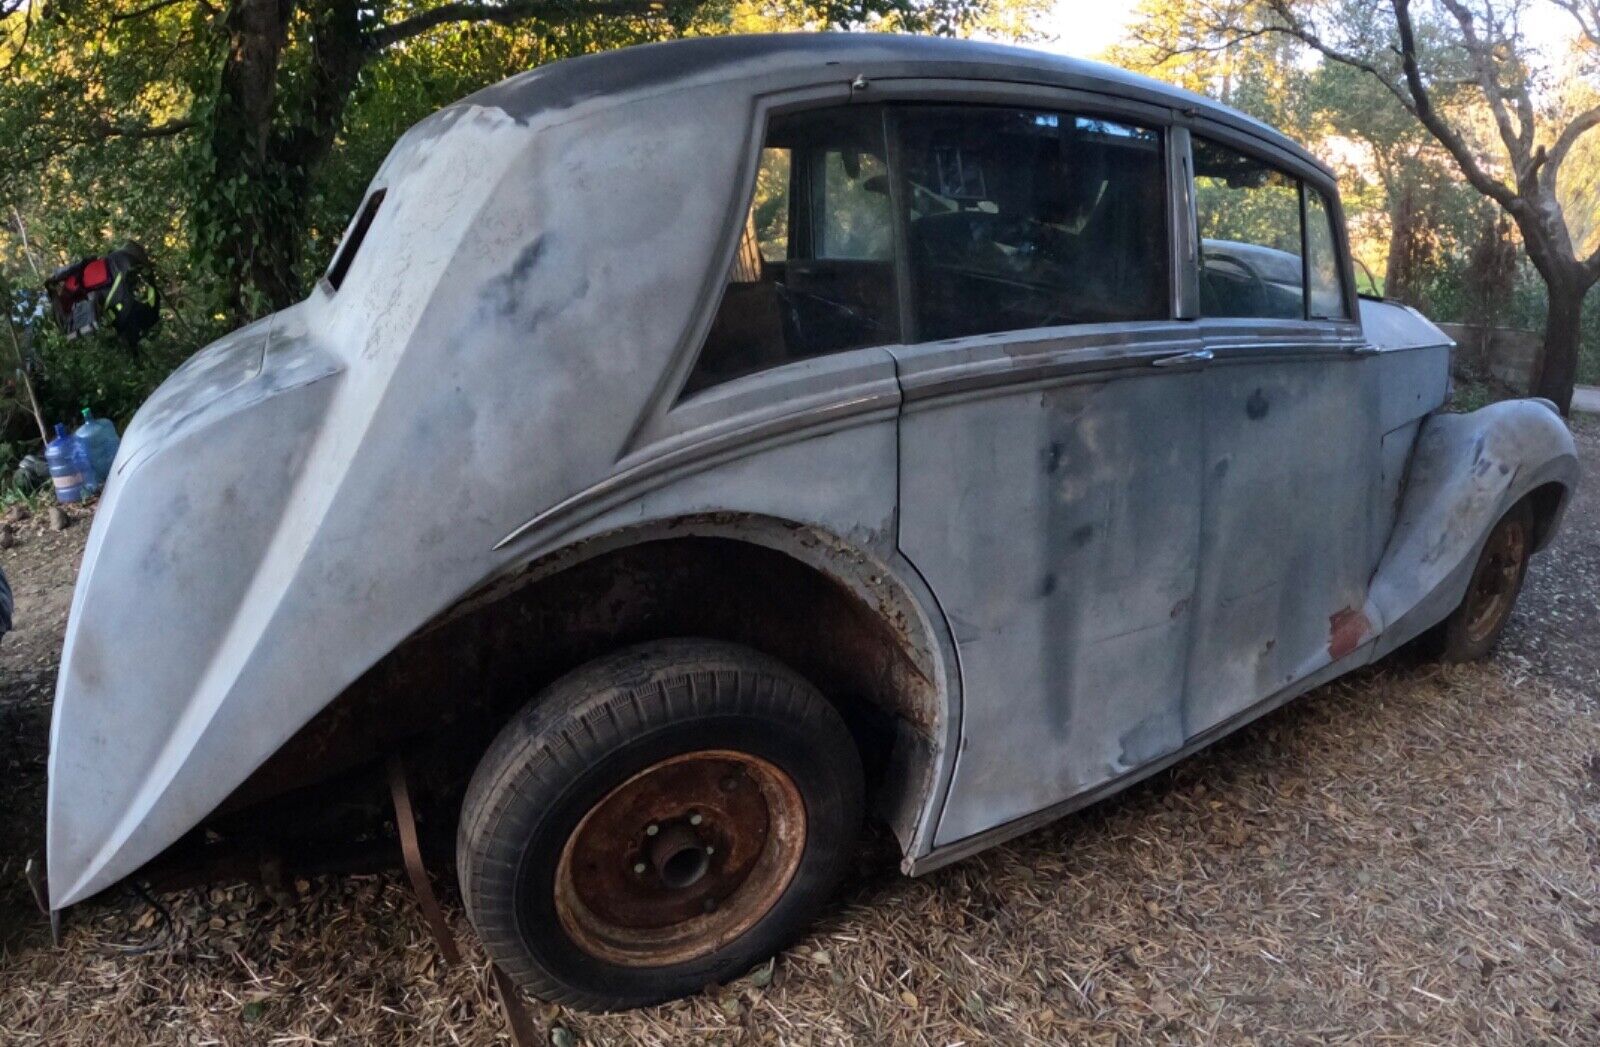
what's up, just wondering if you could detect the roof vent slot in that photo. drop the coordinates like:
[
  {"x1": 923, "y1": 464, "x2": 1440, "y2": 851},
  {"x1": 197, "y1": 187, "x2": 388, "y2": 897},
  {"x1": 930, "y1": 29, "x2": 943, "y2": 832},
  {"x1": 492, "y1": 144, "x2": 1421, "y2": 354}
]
[{"x1": 326, "y1": 189, "x2": 387, "y2": 291}]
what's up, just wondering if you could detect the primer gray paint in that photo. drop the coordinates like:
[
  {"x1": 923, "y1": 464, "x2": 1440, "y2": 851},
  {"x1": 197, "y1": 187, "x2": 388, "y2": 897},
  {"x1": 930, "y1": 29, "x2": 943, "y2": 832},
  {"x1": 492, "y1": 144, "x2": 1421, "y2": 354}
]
[{"x1": 48, "y1": 36, "x2": 1577, "y2": 907}]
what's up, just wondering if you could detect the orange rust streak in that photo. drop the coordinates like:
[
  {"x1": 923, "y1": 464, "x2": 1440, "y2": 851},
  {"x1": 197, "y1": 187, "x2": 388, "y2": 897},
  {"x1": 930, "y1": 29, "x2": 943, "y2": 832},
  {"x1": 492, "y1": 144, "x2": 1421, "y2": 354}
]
[{"x1": 1328, "y1": 606, "x2": 1371, "y2": 661}]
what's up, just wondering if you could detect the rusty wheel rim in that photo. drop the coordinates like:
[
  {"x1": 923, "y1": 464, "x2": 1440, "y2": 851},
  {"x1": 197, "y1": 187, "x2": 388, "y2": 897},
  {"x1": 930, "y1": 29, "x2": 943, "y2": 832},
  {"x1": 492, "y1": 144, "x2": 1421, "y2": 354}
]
[
  {"x1": 1463, "y1": 516, "x2": 1528, "y2": 644},
  {"x1": 553, "y1": 750, "x2": 806, "y2": 967}
]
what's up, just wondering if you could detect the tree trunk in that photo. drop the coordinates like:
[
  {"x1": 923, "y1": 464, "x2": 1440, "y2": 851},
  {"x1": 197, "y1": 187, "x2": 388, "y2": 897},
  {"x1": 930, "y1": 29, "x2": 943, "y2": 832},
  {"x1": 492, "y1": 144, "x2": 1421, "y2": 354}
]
[
  {"x1": 1384, "y1": 179, "x2": 1425, "y2": 305},
  {"x1": 265, "y1": 0, "x2": 367, "y2": 288},
  {"x1": 1530, "y1": 276, "x2": 1587, "y2": 415},
  {"x1": 204, "y1": 0, "x2": 297, "y2": 320},
  {"x1": 200, "y1": 0, "x2": 366, "y2": 322}
]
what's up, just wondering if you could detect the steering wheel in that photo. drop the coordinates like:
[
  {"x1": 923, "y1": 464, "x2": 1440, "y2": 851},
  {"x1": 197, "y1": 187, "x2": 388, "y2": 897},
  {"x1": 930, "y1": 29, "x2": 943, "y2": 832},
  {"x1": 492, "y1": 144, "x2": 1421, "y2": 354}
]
[{"x1": 1202, "y1": 253, "x2": 1267, "y2": 312}]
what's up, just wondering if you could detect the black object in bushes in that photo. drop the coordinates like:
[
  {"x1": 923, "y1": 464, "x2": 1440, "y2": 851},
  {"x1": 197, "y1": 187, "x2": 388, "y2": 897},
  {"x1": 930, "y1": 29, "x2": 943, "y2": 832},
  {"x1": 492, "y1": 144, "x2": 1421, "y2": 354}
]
[{"x1": 44, "y1": 243, "x2": 162, "y2": 347}]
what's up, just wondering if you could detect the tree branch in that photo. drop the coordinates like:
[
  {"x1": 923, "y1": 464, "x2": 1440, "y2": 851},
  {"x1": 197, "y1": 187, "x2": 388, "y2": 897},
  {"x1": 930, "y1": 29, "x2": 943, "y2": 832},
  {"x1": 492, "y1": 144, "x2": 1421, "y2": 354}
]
[
  {"x1": 365, "y1": 0, "x2": 672, "y2": 51},
  {"x1": 1128, "y1": 24, "x2": 1278, "y2": 58},
  {"x1": 96, "y1": 116, "x2": 197, "y2": 138},
  {"x1": 1387, "y1": 0, "x2": 1520, "y2": 210},
  {"x1": 31, "y1": 113, "x2": 199, "y2": 139},
  {"x1": 1438, "y1": 0, "x2": 1534, "y2": 175},
  {"x1": 1, "y1": 0, "x2": 34, "y2": 76},
  {"x1": 1547, "y1": 102, "x2": 1600, "y2": 189},
  {"x1": 1548, "y1": 0, "x2": 1600, "y2": 51},
  {"x1": 111, "y1": 0, "x2": 199, "y2": 22}
]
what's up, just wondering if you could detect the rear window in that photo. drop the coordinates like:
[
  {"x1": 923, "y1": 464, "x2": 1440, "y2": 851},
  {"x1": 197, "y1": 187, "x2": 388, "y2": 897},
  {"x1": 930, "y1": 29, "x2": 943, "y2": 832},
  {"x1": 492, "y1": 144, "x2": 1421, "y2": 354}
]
[{"x1": 685, "y1": 108, "x2": 899, "y2": 395}]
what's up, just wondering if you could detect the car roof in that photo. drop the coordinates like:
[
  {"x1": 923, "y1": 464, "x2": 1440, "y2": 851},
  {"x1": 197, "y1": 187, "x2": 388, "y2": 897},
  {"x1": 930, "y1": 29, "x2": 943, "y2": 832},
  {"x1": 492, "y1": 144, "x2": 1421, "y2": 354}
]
[{"x1": 454, "y1": 33, "x2": 1329, "y2": 178}]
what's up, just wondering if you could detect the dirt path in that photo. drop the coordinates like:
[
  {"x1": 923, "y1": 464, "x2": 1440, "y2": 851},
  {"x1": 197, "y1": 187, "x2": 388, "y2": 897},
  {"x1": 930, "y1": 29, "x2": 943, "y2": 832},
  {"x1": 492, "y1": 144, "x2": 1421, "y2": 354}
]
[
  {"x1": 0, "y1": 503, "x2": 92, "y2": 953},
  {"x1": 0, "y1": 423, "x2": 1596, "y2": 1045}
]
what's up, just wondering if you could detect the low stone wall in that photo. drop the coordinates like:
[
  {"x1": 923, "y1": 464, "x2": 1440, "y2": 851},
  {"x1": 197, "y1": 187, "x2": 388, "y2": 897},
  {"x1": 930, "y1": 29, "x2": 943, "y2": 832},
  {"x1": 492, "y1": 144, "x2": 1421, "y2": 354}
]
[{"x1": 1439, "y1": 322, "x2": 1540, "y2": 393}]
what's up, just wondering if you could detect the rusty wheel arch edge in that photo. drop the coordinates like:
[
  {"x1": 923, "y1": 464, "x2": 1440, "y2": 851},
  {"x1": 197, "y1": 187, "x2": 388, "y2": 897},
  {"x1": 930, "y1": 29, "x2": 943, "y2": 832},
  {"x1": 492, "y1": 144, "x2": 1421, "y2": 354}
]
[{"x1": 420, "y1": 510, "x2": 966, "y2": 867}]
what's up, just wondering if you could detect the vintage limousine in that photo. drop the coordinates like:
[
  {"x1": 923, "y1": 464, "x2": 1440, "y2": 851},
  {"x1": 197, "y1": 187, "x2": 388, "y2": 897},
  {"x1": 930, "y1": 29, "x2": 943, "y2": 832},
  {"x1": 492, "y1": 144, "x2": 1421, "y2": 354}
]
[{"x1": 49, "y1": 34, "x2": 1576, "y2": 1009}]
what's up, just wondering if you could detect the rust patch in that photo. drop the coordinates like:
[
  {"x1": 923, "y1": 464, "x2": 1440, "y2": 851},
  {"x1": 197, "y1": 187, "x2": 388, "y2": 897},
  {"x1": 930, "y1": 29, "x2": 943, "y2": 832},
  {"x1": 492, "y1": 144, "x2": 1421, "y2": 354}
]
[{"x1": 1327, "y1": 606, "x2": 1371, "y2": 661}]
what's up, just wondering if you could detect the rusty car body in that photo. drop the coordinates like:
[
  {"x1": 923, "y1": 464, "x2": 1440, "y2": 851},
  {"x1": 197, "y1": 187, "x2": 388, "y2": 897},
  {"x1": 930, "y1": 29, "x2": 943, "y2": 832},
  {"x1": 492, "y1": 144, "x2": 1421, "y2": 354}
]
[{"x1": 49, "y1": 34, "x2": 1576, "y2": 1007}]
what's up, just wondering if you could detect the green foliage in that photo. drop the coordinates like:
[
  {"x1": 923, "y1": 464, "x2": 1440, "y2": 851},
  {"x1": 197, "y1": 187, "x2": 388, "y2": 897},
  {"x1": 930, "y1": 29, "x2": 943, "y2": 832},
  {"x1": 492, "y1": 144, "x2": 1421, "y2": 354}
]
[
  {"x1": 1, "y1": 0, "x2": 1040, "y2": 424},
  {"x1": 28, "y1": 323, "x2": 207, "y2": 433},
  {"x1": 1448, "y1": 376, "x2": 1500, "y2": 413}
]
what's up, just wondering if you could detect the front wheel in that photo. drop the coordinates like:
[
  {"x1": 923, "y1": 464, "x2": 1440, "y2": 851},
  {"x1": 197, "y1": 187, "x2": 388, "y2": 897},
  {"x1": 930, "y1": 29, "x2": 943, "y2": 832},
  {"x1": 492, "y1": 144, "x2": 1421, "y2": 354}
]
[
  {"x1": 1429, "y1": 499, "x2": 1534, "y2": 663},
  {"x1": 457, "y1": 640, "x2": 863, "y2": 1011}
]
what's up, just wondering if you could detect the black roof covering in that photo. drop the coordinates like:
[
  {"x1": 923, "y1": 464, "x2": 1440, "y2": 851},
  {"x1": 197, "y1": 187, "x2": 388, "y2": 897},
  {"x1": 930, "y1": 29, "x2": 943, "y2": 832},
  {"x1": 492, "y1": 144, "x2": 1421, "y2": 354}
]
[{"x1": 452, "y1": 33, "x2": 1326, "y2": 176}]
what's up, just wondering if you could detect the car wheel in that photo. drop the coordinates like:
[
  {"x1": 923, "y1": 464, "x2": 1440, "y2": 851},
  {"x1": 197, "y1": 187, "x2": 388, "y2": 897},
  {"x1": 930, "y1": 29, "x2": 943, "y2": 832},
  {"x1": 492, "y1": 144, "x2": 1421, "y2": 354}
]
[
  {"x1": 1430, "y1": 499, "x2": 1534, "y2": 663},
  {"x1": 457, "y1": 639, "x2": 863, "y2": 1011}
]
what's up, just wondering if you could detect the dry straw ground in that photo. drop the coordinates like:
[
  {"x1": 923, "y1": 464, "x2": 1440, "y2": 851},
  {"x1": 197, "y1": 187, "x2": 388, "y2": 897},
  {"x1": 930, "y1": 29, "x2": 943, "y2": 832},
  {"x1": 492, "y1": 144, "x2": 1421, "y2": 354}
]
[{"x1": 1, "y1": 420, "x2": 1596, "y2": 1046}]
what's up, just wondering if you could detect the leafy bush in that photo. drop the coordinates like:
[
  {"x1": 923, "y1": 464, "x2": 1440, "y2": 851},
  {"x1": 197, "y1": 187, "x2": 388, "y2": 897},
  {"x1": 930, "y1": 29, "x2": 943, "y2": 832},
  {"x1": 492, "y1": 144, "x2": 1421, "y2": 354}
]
[{"x1": 28, "y1": 324, "x2": 203, "y2": 432}]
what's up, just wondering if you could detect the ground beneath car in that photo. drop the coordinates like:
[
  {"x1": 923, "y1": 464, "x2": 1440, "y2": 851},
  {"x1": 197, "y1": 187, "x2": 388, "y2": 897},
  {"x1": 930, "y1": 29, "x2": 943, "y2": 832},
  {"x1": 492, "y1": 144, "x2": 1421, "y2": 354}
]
[{"x1": 1, "y1": 422, "x2": 1597, "y2": 1045}]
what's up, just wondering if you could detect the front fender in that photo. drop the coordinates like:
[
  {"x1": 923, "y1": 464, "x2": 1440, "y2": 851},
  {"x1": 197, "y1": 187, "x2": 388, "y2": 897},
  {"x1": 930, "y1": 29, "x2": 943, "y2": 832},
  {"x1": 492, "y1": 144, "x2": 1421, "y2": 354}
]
[{"x1": 1369, "y1": 399, "x2": 1577, "y2": 658}]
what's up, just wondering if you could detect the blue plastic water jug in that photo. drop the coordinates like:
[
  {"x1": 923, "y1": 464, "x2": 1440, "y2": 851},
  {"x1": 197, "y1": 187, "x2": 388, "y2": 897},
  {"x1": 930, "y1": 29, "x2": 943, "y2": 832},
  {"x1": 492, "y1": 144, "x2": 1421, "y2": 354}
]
[
  {"x1": 75, "y1": 408, "x2": 120, "y2": 492},
  {"x1": 46, "y1": 423, "x2": 87, "y2": 504}
]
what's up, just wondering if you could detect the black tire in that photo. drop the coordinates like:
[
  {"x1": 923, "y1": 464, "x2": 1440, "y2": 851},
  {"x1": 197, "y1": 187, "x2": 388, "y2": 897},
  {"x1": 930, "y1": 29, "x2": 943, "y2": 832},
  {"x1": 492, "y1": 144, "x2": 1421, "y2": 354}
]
[
  {"x1": 457, "y1": 639, "x2": 863, "y2": 1011},
  {"x1": 1428, "y1": 499, "x2": 1534, "y2": 663}
]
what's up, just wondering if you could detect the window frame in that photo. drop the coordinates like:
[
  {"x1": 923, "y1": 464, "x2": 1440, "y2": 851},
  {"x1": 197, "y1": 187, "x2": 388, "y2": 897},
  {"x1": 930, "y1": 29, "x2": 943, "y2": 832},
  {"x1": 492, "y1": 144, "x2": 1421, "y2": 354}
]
[
  {"x1": 1183, "y1": 123, "x2": 1358, "y2": 326},
  {"x1": 676, "y1": 87, "x2": 1185, "y2": 400},
  {"x1": 1301, "y1": 183, "x2": 1351, "y2": 321},
  {"x1": 885, "y1": 101, "x2": 1175, "y2": 345}
]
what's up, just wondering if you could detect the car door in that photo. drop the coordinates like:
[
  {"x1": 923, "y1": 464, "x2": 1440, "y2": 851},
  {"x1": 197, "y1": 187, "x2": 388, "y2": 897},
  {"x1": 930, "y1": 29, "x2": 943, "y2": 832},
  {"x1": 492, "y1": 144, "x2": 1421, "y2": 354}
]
[
  {"x1": 883, "y1": 100, "x2": 1210, "y2": 846},
  {"x1": 1182, "y1": 132, "x2": 1381, "y2": 733}
]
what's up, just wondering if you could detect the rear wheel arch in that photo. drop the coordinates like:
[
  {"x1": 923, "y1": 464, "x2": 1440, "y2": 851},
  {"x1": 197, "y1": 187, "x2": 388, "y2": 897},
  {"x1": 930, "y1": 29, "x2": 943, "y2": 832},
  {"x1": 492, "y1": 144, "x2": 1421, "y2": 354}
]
[
  {"x1": 1525, "y1": 480, "x2": 1570, "y2": 553},
  {"x1": 234, "y1": 513, "x2": 957, "y2": 861}
]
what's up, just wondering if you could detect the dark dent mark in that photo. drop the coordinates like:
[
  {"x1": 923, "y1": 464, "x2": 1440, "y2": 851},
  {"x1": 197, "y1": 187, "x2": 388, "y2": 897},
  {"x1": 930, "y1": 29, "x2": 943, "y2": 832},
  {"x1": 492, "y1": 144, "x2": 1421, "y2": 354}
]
[
  {"x1": 496, "y1": 236, "x2": 546, "y2": 299},
  {"x1": 1070, "y1": 523, "x2": 1094, "y2": 547},
  {"x1": 1245, "y1": 387, "x2": 1269, "y2": 420},
  {"x1": 1327, "y1": 606, "x2": 1370, "y2": 660},
  {"x1": 476, "y1": 235, "x2": 594, "y2": 335},
  {"x1": 1043, "y1": 441, "x2": 1064, "y2": 474},
  {"x1": 1040, "y1": 572, "x2": 1057, "y2": 596},
  {"x1": 1169, "y1": 596, "x2": 1189, "y2": 619}
]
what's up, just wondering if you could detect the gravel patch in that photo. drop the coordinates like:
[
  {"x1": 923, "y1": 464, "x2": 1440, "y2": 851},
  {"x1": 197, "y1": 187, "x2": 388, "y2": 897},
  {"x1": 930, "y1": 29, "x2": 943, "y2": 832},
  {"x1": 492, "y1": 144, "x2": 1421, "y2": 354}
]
[{"x1": 1500, "y1": 415, "x2": 1600, "y2": 696}]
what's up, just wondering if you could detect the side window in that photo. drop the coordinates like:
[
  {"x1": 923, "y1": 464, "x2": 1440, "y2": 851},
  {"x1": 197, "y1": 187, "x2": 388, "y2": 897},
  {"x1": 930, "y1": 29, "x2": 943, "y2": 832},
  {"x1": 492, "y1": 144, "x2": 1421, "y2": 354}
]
[
  {"x1": 895, "y1": 107, "x2": 1168, "y2": 342},
  {"x1": 1305, "y1": 189, "x2": 1348, "y2": 319},
  {"x1": 818, "y1": 151, "x2": 892, "y2": 260},
  {"x1": 1192, "y1": 138, "x2": 1304, "y2": 320},
  {"x1": 685, "y1": 107, "x2": 898, "y2": 395}
]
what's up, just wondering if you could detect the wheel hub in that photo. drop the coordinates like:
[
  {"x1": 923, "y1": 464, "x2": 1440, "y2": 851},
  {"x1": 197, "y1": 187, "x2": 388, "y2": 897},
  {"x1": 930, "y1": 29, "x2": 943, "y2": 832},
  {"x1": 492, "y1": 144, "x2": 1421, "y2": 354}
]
[
  {"x1": 1463, "y1": 516, "x2": 1528, "y2": 644},
  {"x1": 649, "y1": 822, "x2": 711, "y2": 889},
  {"x1": 553, "y1": 750, "x2": 805, "y2": 967}
]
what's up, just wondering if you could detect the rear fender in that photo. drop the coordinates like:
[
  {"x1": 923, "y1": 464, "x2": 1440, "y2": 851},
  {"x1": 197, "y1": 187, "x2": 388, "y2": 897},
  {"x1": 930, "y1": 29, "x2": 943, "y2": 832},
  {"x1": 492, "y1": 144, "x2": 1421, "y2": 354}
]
[{"x1": 1369, "y1": 399, "x2": 1577, "y2": 659}]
